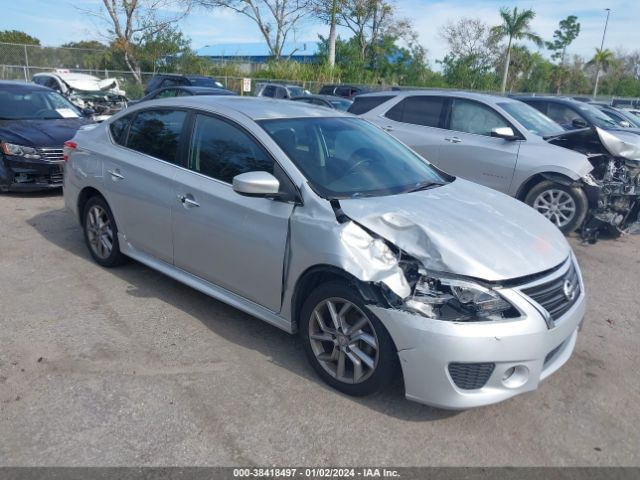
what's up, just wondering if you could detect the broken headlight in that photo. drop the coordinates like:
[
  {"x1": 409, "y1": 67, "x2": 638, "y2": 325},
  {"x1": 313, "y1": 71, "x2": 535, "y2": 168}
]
[
  {"x1": 1, "y1": 142, "x2": 41, "y2": 159},
  {"x1": 405, "y1": 275, "x2": 514, "y2": 321}
]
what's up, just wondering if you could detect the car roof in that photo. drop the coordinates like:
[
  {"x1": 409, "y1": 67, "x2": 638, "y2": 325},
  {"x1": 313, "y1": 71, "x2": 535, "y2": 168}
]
[
  {"x1": 292, "y1": 94, "x2": 352, "y2": 102},
  {"x1": 357, "y1": 89, "x2": 523, "y2": 106},
  {"x1": 0, "y1": 80, "x2": 52, "y2": 92},
  {"x1": 135, "y1": 96, "x2": 349, "y2": 120},
  {"x1": 513, "y1": 95, "x2": 576, "y2": 103}
]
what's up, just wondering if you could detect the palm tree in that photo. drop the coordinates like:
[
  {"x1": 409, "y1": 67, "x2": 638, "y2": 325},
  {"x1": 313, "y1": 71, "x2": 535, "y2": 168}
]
[
  {"x1": 587, "y1": 48, "x2": 615, "y2": 97},
  {"x1": 492, "y1": 7, "x2": 543, "y2": 94}
]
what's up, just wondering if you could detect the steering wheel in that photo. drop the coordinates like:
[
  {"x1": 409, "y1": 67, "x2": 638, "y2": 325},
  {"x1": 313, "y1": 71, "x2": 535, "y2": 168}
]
[{"x1": 343, "y1": 148, "x2": 384, "y2": 177}]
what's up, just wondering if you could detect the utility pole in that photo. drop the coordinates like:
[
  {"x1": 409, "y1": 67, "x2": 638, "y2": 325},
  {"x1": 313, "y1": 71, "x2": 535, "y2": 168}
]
[{"x1": 593, "y1": 8, "x2": 611, "y2": 98}]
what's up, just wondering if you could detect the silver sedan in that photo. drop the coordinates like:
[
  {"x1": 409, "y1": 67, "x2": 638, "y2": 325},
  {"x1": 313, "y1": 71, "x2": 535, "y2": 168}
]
[{"x1": 63, "y1": 97, "x2": 586, "y2": 409}]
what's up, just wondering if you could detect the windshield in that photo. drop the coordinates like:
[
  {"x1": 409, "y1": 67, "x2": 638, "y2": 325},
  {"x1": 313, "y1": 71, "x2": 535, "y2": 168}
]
[
  {"x1": 576, "y1": 103, "x2": 619, "y2": 128},
  {"x1": 288, "y1": 86, "x2": 306, "y2": 97},
  {"x1": 0, "y1": 89, "x2": 81, "y2": 120},
  {"x1": 260, "y1": 117, "x2": 448, "y2": 199},
  {"x1": 189, "y1": 77, "x2": 223, "y2": 88},
  {"x1": 499, "y1": 101, "x2": 564, "y2": 137},
  {"x1": 330, "y1": 99, "x2": 353, "y2": 111}
]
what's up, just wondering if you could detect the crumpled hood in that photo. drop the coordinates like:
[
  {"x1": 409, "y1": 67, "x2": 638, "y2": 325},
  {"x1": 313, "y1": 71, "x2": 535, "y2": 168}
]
[
  {"x1": 339, "y1": 179, "x2": 570, "y2": 282},
  {"x1": 0, "y1": 118, "x2": 92, "y2": 148}
]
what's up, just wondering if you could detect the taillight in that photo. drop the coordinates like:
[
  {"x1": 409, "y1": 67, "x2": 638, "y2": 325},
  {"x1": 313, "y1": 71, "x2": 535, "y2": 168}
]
[{"x1": 63, "y1": 141, "x2": 77, "y2": 161}]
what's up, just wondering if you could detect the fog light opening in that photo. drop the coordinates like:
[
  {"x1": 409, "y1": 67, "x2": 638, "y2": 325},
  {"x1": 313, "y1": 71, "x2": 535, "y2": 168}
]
[{"x1": 502, "y1": 365, "x2": 529, "y2": 388}]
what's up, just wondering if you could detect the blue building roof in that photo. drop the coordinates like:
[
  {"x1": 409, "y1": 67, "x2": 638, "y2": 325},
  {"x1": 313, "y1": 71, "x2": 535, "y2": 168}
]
[{"x1": 196, "y1": 42, "x2": 320, "y2": 59}]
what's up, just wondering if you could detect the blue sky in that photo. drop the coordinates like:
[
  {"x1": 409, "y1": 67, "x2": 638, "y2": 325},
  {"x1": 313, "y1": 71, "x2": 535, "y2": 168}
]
[{"x1": 5, "y1": 0, "x2": 639, "y2": 65}]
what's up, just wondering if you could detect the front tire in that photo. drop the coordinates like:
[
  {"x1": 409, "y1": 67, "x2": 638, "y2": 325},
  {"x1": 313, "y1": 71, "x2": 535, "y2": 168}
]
[
  {"x1": 300, "y1": 280, "x2": 398, "y2": 397},
  {"x1": 83, "y1": 196, "x2": 127, "y2": 267},
  {"x1": 525, "y1": 180, "x2": 588, "y2": 233}
]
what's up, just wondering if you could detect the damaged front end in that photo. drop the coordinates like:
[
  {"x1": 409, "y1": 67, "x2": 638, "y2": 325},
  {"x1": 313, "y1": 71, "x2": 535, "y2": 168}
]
[
  {"x1": 546, "y1": 127, "x2": 640, "y2": 242},
  {"x1": 68, "y1": 90, "x2": 128, "y2": 121}
]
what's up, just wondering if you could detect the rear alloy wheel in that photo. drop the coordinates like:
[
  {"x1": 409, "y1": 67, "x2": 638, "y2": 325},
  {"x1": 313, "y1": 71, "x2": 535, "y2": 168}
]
[
  {"x1": 525, "y1": 180, "x2": 588, "y2": 233},
  {"x1": 300, "y1": 281, "x2": 398, "y2": 396},
  {"x1": 83, "y1": 196, "x2": 127, "y2": 267}
]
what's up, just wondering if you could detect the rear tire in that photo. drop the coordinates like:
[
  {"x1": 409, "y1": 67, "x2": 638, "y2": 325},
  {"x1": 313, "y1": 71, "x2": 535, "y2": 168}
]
[
  {"x1": 525, "y1": 180, "x2": 588, "y2": 233},
  {"x1": 82, "y1": 196, "x2": 127, "y2": 267},
  {"x1": 300, "y1": 280, "x2": 398, "y2": 397}
]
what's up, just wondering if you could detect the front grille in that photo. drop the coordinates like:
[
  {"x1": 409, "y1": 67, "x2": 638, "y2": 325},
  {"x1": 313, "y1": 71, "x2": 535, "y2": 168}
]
[
  {"x1": 37, "y1": 148, "x2": 64, "y2": 162},
  {"x1": 448, "y1": 362, "x2": 495, "y2": 390},
  {"x1": 522, "y1": 263, "x2": 580, "y2": 322}
]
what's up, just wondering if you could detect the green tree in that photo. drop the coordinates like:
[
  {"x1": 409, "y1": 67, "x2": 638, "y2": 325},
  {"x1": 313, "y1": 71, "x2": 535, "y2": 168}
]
[
  {"x1": 546, "y1": 16, "x2": 580, "y2": 65},
  {"x1": 0, "y1": 30, "x2": 40, "y2": 45},
  {"x1": 491, "y1": 6, "x2": 542, "y2": 94},
  {"x1": 587, "y1": 48, "x2": 615, "y2": 97}
]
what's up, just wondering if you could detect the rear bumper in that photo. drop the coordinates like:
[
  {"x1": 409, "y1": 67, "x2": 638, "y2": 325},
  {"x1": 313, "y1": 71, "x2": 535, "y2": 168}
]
[
  {"x1": 1, "y1": 155, "x2": 64, "y2": 191},
  {"x1": 370, "y1": 257, "x2": 586, "y2": 409}
]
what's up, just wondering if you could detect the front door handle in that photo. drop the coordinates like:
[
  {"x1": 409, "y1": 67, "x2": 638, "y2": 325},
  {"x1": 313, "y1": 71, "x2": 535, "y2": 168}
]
[
  {"x1": 444, "y1": 137, "x2": 462, "y2": 144},
  {"x1": 177, "y1": 194, "x2": 200, "y2": 208},
  {"x1": 382, "y1": 125, "x2": 394, "y2": 132},
  {"x1": 107, "y1": 169, "x2": 124, "y2": 180}
]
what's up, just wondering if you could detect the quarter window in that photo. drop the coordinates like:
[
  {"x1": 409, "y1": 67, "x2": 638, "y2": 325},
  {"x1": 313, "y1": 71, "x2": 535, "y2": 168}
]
[
  {"x1": 109, "y1": 114, "x2": 133, "y2": 145},
  {"x1": 126, "y1": 109, "x2": 186, "y2": 164},
  {"x1": 386, "y1": 96, "x2": 445, "y2": 127},
  {"x1": 449, "y1": 99, "x2": 510, "y2": 136},
  {"x1": 188, "y1": 114, "x2": 273, "y2": 184}
]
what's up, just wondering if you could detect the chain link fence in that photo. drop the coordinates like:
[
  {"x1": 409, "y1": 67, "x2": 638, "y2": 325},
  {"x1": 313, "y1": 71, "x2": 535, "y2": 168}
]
[{"x1": 1, "y1": 42, "x2": 639, "y2": 105}]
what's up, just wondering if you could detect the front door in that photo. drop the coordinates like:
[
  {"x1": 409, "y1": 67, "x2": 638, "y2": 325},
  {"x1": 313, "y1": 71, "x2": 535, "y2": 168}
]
[
  {"x1": 172, "y1": 113, "x2": 294, "y2": 312},
  {"x1": 438, "y1": 98, "x2": 520, "y2": 193}
]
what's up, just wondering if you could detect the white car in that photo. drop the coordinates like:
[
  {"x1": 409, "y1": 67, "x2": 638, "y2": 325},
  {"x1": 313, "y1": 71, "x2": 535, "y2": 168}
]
[{"x1": 33, "y1": 70, "x2": 127, "y2": 121}]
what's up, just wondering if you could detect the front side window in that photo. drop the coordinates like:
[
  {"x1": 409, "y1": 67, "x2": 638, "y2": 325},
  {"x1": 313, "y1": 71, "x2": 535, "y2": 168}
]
[
  {"x1": 156, "y1": 88, "x2": 178, "y2": 98},
  {"x1": 546, "y1": 103, "x2": 586, "y2": 127},
  {"x1": 260, "y1": 117, "x2": 447, "y2": 199},
  {"x1": 263, "y1": 86, "x2": 276, "y2": 97},
  {"x1": 126, "y1": 109, "x2": 186, "y2": 164},
  {"x1": 386, "y1": 96, "x2": 445, "y2": 128},
  {"x1": 576, "y1": 104, "x2": 619, "y2": 128},
  {"x1": 188, "y1": 114, "x2": 273, "y2": 183},
  {"x1": 449, "y1": 98, "x2": 510, "y2": 136}
]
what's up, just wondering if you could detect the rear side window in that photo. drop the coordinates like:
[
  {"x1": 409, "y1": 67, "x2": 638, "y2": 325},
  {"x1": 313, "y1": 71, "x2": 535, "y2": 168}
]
[
  {"x1": 348, "y1": 95, "x2": 394, "y2": 115},
  {"x1": 386, "y1": 96, "x2": 445, "y2": 127},
  {"x1": 188, "y1": 114, "x2": 273, "y2": 183},
  {"x1": 318, "y1": 85, "x2": 336, "y2": 95},
  {"x1": 263, "y1": 85, "x2": 276, "y2": 97},
  {"x1": 126, "y1": 109, "x2": 186, "y2": 164},
  {"x1": 109, "y1": 114, "x2": 132, "y2": 145}
]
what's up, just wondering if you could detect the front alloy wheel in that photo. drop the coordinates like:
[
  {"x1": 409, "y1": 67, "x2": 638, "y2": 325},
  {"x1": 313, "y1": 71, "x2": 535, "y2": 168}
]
[
  {"x1": 300, "y1": 281, "x2": 398, "y2": 397},
  {"x1": 309, "y1": 298, "x2": 379, "y2": 384},
  {"x1": 524, "y1": 180, "x2": 588, "y2": 233},
  {"x1": 532, "y1": 189, "x2": 576, "y2": 228}
]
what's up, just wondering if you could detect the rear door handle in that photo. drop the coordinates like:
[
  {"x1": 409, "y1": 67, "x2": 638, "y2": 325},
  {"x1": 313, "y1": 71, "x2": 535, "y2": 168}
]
[
  {"x1": 177, "y1": 194, "x2": 200, "y2": 208},
  {"x1": 107, "y1": 169, "x2": 124, "y2": 180},
  {"x1": 444, "y1": 137, "x2": 462, "y2": 144}
]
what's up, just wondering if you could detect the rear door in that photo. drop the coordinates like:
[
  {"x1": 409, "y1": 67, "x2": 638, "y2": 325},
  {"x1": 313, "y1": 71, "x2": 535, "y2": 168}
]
[
  {"x1": 104, "y1": 108, "x2": 187, "y2": 264},
  {"x1": 438, "y1": 98, "x2": 520, "y2": 193},
  {"x1": 380, "y1": 95, "x2": 448, "y2": 165},
  {"x1": 171, "y1": 112, "x2": 294, "y2": 312}
]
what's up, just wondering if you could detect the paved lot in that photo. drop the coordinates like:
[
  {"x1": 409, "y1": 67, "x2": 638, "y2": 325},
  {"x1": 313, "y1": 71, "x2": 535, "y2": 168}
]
[{"x1": 0, "y1": 190, "x2": 639, "y2": 466}]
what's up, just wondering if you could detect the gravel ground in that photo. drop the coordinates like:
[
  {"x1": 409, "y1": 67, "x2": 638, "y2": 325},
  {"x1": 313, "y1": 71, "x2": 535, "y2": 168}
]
[{"x1": 0, "y1": 190, "x2": 638, "y2": 466}]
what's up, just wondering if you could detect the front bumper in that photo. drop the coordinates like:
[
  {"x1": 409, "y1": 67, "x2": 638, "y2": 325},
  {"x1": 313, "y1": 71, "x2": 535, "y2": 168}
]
[
  {"x1": 0, "y1": 155, "x2": 64, "y2": 191},
  {"x1": 370, "y1": 257, "x2": 586, "y2": 409}
]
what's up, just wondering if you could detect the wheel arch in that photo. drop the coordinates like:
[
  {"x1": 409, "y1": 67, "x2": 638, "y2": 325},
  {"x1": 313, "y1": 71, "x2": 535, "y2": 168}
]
[
  {"x1": 290, "y1": 265, "x2": 389, "y2": 334},
  {"x1": 77, "y1": 186, "x2": 106, "y2": 226},
  {"x1": 515, "y1": 172, "x2": 579, "y2": 201}
]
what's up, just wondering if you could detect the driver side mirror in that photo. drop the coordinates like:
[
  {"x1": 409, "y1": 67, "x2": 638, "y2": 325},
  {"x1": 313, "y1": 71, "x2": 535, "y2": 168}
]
[
  {"x1": 232, "y1": 171, "x2": 280, "y2": 198},
  {"x1": 571, "y1": 118, "x2": 588, "y2": 129},
  {"x1": 490, "y1": 127, "x2": 518, "y2": 141}
]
